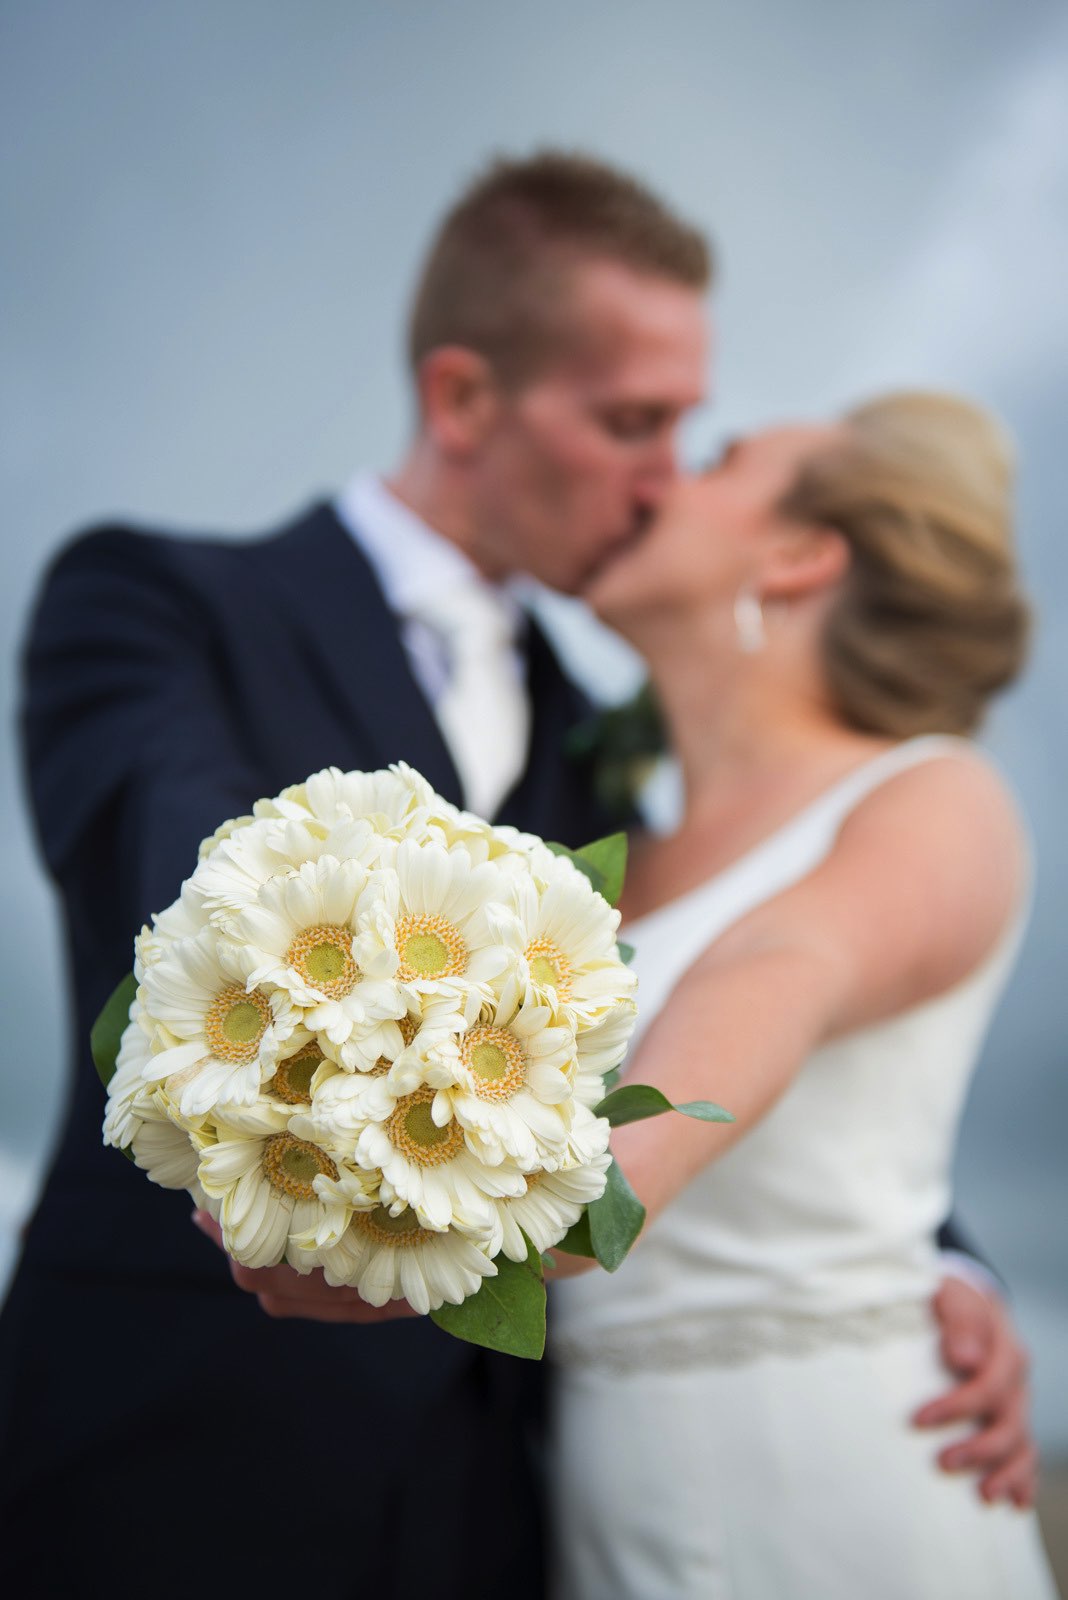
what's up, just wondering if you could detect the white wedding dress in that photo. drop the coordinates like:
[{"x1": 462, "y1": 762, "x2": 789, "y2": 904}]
[{"x1": 549, "y1": 737, "x2": 1057, "y2": 1599}]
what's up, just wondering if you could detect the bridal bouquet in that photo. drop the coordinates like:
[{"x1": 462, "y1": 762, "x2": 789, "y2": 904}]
[{"x1": 93, "y1": 763, "x2": 729, "y2": 1357}]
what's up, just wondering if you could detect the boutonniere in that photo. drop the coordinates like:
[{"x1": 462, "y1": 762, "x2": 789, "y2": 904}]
[{"x1": 565, "y1": 681, "x2": 667, "y2": 823}]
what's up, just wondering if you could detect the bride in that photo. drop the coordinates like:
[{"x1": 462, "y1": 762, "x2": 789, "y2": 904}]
[
  {"x1": 196, "y1": 385, "x2": 1056, "y2": 1594},
  {"x1": 547, "y1": 390, "x2": 1057, "y2": 1597}
]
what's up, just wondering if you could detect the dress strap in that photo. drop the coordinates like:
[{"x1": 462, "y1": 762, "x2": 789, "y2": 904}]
[{"x1": 799, "y1": 735, "x2": 974, "y2": 839}]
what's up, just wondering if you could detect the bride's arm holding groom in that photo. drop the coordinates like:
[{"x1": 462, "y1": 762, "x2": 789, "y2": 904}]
[
  {"x1": 565, "y1": 749, "x2": 1034, "y2": 1503},
  {"x1": 590, "y1": 757, "x2": 1020, "y2": 1216}
]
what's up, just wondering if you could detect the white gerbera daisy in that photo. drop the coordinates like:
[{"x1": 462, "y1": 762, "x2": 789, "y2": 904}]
[
  {"x1": 316, "y1": 1208, "x2": 497, "y2": 1313},
  {"x1": 221, "y1": 856, "x2": 406, "y2": 1066},
  {"x1": 419, "y1": 989, "x2": 578, "y2": 1170},
  {"x1": 573, "y1": 1001, "x2": 639, "y2": 1106},
  {"x1": 139, "y1": 927, "x2": 301, "y2": 1117},
  {"x1": 128, "y1": 1113, "x2": 208, "y2": 1204},
  {"x1": 259, "y1": 763, "x2": 437, "y2": 841},
  {"x1": 556, "y1": 1098, "x2": 613, "y2": 1167},
  {"x1": 190, "y1": 812, "x2": 386, "y2": 918},
  {"x1": 416, "y1": 796, "x2": 550, "y2": 877},
  {"x1": 417, "y1": 795, "x2": 505, "y2": 855},
  {"x1": 496, "y1": 1152, "x2": 611, "y2": 1261},
  {"x1": 493, "y1": 1104, "x2": 613, "y2": 1261},
  {"x1": 197, "y1": 1113, "x2": 375, "y2": 1271},
  {"x1": 352, "y1": 839, "x2": 516, "y2": 1019},
  {"x1": 198, "y1": 811, "x2": 255, "y2": 859},
  {"x1": 356, "y1": 1085, "x2": 525, "y2": 1233},
  {"x1": 133, "y1": 882, "x2": 210, "y2": 978},
  {"x1": 102, "y1": 1006, "x2": 158, "y2": 1151},
  {"x1": 509, "y1": 860, "x2": 636, "y2": 1026}
]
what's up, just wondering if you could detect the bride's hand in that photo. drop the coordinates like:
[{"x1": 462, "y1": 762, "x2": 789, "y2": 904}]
[{"x1": 191, "y1": 1210, "x2": 420, "y2": 1324}]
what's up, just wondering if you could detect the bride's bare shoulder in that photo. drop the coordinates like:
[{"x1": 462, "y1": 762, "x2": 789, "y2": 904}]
[
  {"x1": 841, "y1": 743, "x2": 1027, "y2": 869},
  {"x1": 809, "y1": 745, "x2": 1029, "y2": 1014}
]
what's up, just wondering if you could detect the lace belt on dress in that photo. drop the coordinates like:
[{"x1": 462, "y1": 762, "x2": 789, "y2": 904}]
[{"x1": 549, "y1": 1298, "x2": 934, "y2": 1373}]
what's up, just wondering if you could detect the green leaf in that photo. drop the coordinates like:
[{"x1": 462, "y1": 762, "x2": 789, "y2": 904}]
[
  {"x1": 594, "y1": 1083, "x2": 674, "y2": 1126},
  {"x1": 674, "y1": 1100, "x2": 735, "y2": 1123},
  {"x1": 545, "y1": 832, "x2": 628, "y2": 907},
  {"x1": 600, "y1": 1065, "x2": 622, "y2": 1094},
  {"x1": 594, "y1": 1082, "x2": 734, "y2": 1127},
  {"x1": 574, "y1": 833, "x2": 628, "y2": 907},
  {"x1": 616, "y1": 939, "x2": 635, "y2": 964},
  {"x1": 430, "y1": 1232, "x2": 546, "y2": 1359},
  {"x1": 588, "y1": 1158, "x2": 645, "y2": 1272},
  {"x1": 91, "y1": 972, "x2": 138, "y2": 1089},
  {"x1": 557, "y1": 1208, "x2": 596, "y2": 1258}
]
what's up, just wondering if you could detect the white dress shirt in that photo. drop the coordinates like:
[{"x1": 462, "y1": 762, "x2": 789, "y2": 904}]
[{"x1": 333, "y1": 473, "x2": 531, "y2": 812}]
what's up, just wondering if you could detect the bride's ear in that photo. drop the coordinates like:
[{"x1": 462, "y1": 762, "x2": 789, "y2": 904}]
[{"x1": 761, "y1": 522, "x2": 851, "y2": 602}]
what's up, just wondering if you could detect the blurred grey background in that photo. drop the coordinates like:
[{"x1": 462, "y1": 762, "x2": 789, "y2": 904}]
[{"x1": 2, "y1": 0, "x2": 1065, "y2": 1490}]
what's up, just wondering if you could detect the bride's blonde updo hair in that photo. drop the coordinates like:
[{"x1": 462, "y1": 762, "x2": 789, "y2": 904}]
[{"x1": 779, "y1": 391, "x2": 1031, "y2": 736}]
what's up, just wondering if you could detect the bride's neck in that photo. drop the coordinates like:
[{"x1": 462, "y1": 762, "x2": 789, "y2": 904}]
[{"x1": 640, "y1": 615, "x2": 858, "y2": 826}]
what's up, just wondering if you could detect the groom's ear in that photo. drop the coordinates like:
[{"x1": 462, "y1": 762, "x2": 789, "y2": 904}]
[
  {"x1": 761, "y1": 521, "x2": 851, "y2": 601},
  {"x1": 417, "y1": 346, "x2": 501, "y2": 456}
]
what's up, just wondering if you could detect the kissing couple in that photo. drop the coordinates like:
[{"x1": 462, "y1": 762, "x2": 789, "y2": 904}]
[{"x1": 5, "y1": 151, "x2": 1056, "y2": 1598}]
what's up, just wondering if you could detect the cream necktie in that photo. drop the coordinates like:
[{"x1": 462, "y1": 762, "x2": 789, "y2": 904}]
[{"x1": 412, "y1": 582, "x2": 530, "y2": 819}]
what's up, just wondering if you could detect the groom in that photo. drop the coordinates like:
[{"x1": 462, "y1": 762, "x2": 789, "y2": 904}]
[{"x1": 2, "y1": 152, "x2": 1034, "y2": 1596}]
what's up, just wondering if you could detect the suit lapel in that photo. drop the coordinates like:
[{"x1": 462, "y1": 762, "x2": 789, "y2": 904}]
[
  {"x1": 256, "y1": 505, "x2": 606, "y2": 842},
  {"x1": 259, "y1": 504, "x2": 463, "y2": 802}
]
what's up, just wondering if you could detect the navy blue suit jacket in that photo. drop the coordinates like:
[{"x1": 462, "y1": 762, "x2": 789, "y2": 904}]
[{"x1": 1, "y1": 504, "x2": 616, "y2": 1597}]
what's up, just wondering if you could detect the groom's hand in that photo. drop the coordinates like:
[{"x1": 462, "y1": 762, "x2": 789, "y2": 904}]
[
  {"x1": 914, "y1": 1276, "x2": 1037, "y2": 1507},
  {"x1": 191, "y1": 1210, "x2": 419, "y2": 1323}
]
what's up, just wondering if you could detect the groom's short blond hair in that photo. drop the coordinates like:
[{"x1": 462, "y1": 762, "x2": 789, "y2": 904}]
[{"x1": 408, "y1": 150, "x2": 713, "y2": 386}]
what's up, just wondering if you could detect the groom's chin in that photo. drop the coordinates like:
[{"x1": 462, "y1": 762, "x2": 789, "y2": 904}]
[{"x1": 578, "y1": 527, "x2": 651, "y2": 607}]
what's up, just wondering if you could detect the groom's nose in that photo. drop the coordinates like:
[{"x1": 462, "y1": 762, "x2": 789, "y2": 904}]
[{"x1": 633, "y1": 433, "x2": 682, "y2": 509}]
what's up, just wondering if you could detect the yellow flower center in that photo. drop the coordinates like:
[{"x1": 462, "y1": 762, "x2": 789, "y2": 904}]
[
  {"x1": 204, "y1": 984, "x2": 272, "y2": 1063},
  {"x1": 387, "y1": 1087, "x2": 465, "y2": 1167},
  {"x1": 462, "y1": 1025, "x2": 526, "y2": 1102},
  {"x1": 285, "y1": 924, "x2": 358, "y2": 999},
  {"x1": 267, "y1": 1042, "x2": 325, "y2": 1105},
  {"x1": 353, "y1": 1205, "x2": 433, "y2": 1250},
  {"x1": 395, "y1": 914, "x2": 467, "y2": 982},
  {"x1": 525, "y1": 937, "x2": 573, "y2": 1000},
  {"x1": 262, "y1": 1132, "x2": 339, "y2": 1200}
]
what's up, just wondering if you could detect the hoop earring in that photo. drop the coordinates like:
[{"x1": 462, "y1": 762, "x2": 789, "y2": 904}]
[{"x1": 734, "y1": 586, "x2": 766, "y2": 654}]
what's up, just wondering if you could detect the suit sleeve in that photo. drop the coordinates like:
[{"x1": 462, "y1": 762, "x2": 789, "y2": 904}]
[
  {"x1": 937, "y1": 1215, "x2": 1001, "y2": 1289},
  {"x1": 21, "y1": 527, "x2": 263, "y2": 944}
]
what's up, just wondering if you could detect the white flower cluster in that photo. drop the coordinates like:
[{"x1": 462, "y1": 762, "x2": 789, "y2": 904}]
[{"x1": 104, "y1": 765, "x2": 636, "y2": 1314}]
